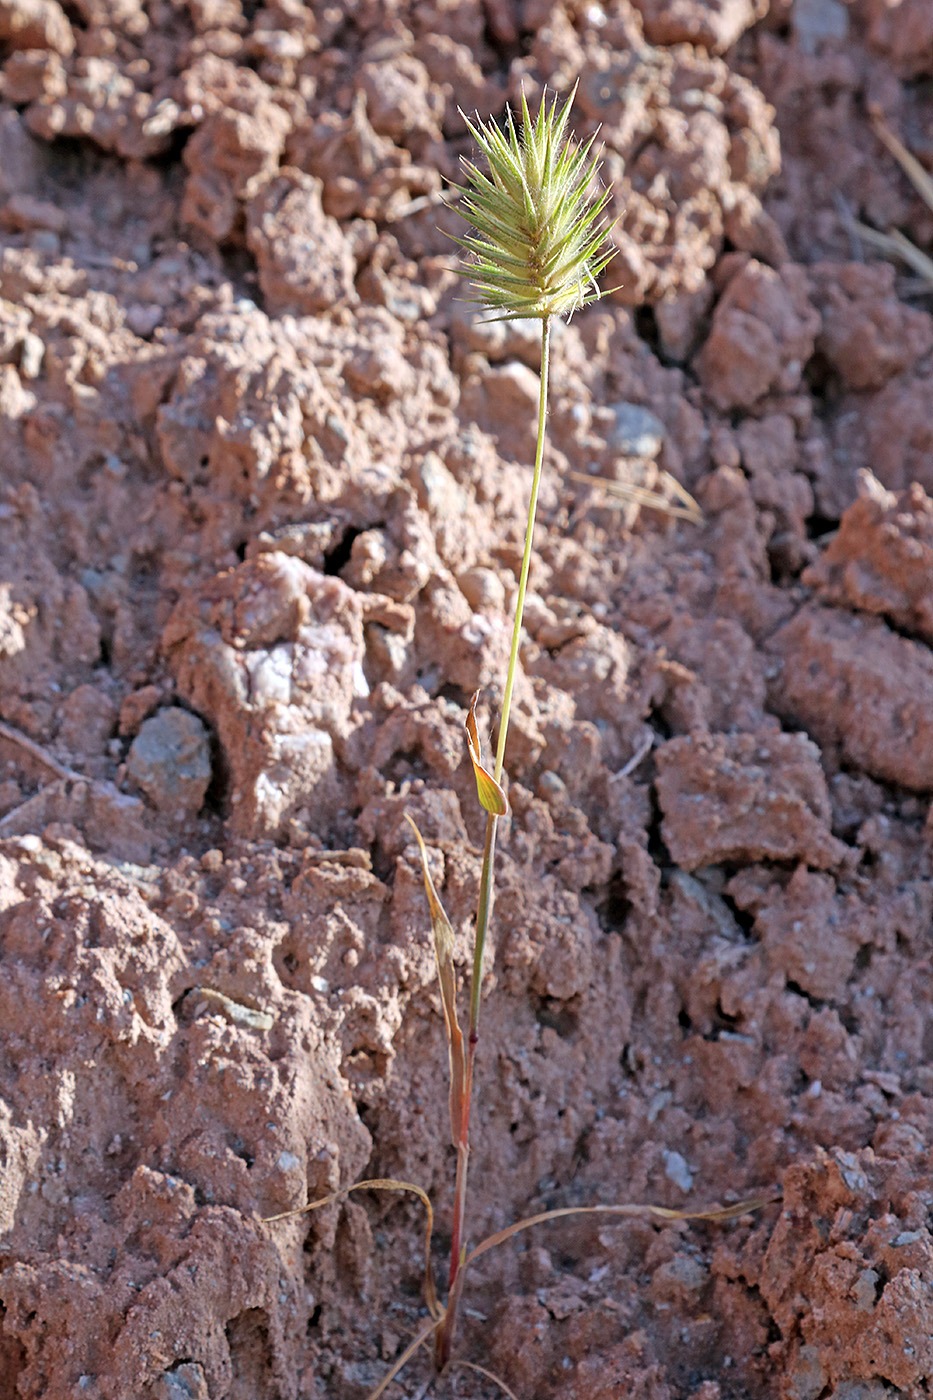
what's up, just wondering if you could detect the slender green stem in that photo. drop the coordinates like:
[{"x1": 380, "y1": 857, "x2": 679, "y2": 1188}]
[
  {"x1": 437, "y1": 315, "x2": 552, "y2": 1371},
  {"x1": 468, "y1": 315, "x2": 550, "y2": 1038},
  {"x1": 436, "y1": 813, "x2": 494, "y2": 1370},
  {"x1": 447, "y1": 813, "x2": 496, "y2": 1272},
  {"x1": 468, "y1": 813, "x2": 498, "y2": 1037},
  {"x1": 493, "y1": 316, "x2": 551, "y2": 785}
]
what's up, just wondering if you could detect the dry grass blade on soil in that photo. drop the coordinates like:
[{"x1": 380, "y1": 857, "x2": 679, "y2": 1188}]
[
  {"x1": 265, "y1": 1178, "x2": 441, "y2": 1323},
  {"x1": 462, "y1": 1189, "x2": 783, "y2": 1268},
  {"x1": 405, "y1": 814, "x2": 468, "y2": 1149},
  {"x1": 266, "y1": 1179, "x2": 779, "y2": 1399},
  {"x1": 843, "y1": 110, "x2": 933, "y2": 288},
  {"x1": 569, "y1": 468, "x2": 704, "y2": 524}
]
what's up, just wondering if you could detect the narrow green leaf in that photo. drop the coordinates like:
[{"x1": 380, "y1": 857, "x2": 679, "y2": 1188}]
[{"x1": 465, "y1": 695, "x2": 509, "y2": 816}]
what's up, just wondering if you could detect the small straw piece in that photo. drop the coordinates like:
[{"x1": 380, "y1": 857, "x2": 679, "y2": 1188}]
[
  {"x1": 842, "y1": 111, "x2": 933, "y2": 290},
  {"x1": 846, "y1": 218, "x2": 933, "y2": 286},
  {"x1": 570, "y1": 469, "x2": 704, "y2": 524},
  {"x1": 870, "y1": 110, "x2": 933, "y2": 216}
]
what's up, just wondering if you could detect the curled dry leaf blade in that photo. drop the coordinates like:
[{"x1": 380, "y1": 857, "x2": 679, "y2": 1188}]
[
  {"x1": 264, "y1": 1177, "x2": 441, "y2": 1322},
  {"x1": 404, "y1": 815, "x2": 468, "y2": 1145},
  {"x1": 463, "y1": 1189, "x2": 782, "y2": 1268}
]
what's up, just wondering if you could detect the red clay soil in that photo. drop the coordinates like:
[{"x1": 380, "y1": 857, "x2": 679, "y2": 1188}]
[{"x1": 1, "y1": 2, "x2": 933, "y2": 1398}]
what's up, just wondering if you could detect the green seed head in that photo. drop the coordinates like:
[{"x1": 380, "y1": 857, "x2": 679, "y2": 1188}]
[{"x1": 456, "y1": 84, "x2": 614, "y2": 322}]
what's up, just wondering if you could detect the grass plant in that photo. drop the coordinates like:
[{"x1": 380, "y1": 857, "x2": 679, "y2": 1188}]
[
  {"x1": 427, "y1": 85, "x2": 614, "y2": 1374},
  {"x1": 269, "y1": 86, "x2": 774, "y2": 1397}
]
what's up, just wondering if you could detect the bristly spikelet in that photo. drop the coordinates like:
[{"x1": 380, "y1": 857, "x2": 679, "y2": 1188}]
[{"x1": 456, "y1": 84, "x2": 614, "y2": 322}]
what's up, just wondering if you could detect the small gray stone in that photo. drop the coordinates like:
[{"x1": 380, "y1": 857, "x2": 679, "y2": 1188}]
[
  {"x1": 787, "y1": 1344, "x2": 826, "y2": 1400},
  {"x1": 662, "y1": 1148, "x2": 693, "y2": 1192},
  {"x1": 126, "y1": 303, "x2": 162, "y2": 338},
  {"x1": 606, "y1": 402, "x2": 666, "y2": 459},
  {"x1": 793, "y1": 0, "x2": 848, "y2": 53},
  {"x1": 126, "y1": 709, "x2": 212, "y2": 818},
  {"x1": 150, "y1": 1362, "x2": 209, "y2": 1400}
]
